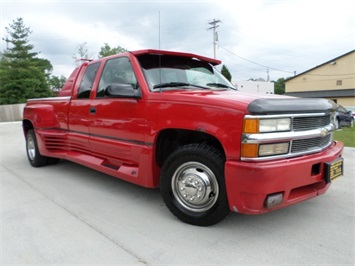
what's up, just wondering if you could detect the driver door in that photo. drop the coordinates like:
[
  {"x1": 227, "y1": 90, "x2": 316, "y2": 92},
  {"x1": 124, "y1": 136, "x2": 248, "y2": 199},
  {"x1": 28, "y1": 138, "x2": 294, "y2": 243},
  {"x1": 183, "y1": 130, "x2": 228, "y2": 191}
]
[{"x1": 88, "y1": 56, "x2": 147, "y2": 168}]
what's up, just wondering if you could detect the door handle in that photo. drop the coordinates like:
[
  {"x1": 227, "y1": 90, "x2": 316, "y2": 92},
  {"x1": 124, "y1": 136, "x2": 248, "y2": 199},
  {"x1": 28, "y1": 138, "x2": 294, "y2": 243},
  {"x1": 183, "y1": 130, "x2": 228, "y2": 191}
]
[{"x1": 89, "y1": 107, "x2": 96, "y2": 114}]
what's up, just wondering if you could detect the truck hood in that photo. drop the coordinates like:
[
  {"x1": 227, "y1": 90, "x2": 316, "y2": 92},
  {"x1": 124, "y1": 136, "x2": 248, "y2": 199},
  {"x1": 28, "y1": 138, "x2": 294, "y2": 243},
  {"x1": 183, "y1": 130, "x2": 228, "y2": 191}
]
[{"x1": 151, "y1": 89, "x2": 337, "y2": 115}]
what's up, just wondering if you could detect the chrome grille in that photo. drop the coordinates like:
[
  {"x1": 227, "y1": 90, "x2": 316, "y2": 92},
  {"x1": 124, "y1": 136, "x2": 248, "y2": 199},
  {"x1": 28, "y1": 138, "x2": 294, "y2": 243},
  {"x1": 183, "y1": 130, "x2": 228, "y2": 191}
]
[
  {"x1": 293, "y1": 115, "x2": 330, "y2": 131},
  {"x1": 242, "y1": 112, "x2": 335, "y2": 161},
  {"x1": 291, "y1": 135, "x2": 332, "y2": 153}
]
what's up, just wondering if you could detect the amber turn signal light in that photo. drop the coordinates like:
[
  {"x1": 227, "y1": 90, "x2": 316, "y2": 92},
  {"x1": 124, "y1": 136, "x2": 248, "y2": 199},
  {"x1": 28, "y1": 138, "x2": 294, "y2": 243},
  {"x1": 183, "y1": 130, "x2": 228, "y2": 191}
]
[
  {"x1": 241, "y1": 143, "x2": 259, "y2": 158},
  {"x1": 243, "y1": 119, "x2": 259, "y2": 134}
]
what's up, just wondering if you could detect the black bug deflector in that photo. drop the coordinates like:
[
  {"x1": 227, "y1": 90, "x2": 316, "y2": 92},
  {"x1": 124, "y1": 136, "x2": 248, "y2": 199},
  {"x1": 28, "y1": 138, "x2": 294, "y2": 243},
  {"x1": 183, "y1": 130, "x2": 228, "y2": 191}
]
[{"x1": 248, "y1": 98, "x2": 337, "y2": 115}]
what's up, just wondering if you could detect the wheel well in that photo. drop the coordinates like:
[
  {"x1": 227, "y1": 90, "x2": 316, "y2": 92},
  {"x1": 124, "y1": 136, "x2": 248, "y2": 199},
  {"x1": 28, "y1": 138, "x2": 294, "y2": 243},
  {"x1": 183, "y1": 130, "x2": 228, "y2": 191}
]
[
  {"x1": 155, "y1": 129, "x2": 225, "y2": 167},
  {"x1": 22, "y1": 119, "x2": 34, "y2": 135}
]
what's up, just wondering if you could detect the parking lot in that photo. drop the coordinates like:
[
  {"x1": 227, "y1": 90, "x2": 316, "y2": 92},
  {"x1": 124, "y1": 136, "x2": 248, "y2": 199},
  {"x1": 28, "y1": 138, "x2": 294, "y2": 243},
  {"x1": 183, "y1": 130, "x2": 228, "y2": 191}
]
[{"x1": 1, "y1": 122, "x2": 354, "y2": 265}]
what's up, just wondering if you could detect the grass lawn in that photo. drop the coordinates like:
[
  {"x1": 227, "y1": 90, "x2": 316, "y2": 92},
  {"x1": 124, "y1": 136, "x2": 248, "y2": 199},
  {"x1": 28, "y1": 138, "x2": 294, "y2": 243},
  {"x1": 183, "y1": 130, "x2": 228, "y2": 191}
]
[{"x1": 334, "y1": 126, "x2": 355, "y2": 148}]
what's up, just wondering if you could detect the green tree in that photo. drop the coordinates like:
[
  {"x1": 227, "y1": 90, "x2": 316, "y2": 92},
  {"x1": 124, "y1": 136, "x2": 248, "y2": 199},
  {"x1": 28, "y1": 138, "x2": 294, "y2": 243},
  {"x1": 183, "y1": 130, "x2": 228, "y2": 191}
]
[
  {"x1": 99, "y1": 43, "x2": 127, "y2": 58},
  {"x1": 221, "y1": 64, "x2": 232, "y2": 82},
  {"x1": 0, "y1": 18, "x2": 52, "y2": 104},
  {"x1": 273, "y1": 77, "x2": 287, "y2": 95},
  {"x1": 49, "y1": 75, "x2": 67, "y2": 96}
]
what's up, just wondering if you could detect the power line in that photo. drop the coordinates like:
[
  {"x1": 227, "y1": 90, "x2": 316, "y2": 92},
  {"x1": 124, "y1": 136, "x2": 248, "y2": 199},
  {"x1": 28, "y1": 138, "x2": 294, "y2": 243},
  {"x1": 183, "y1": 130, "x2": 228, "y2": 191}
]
[
  {"x1": 219, "y1": 45, "x2": 355, "y2": 77},
  {"x1": 219, "y1": 45, "x2": 294, "y2": 74}
]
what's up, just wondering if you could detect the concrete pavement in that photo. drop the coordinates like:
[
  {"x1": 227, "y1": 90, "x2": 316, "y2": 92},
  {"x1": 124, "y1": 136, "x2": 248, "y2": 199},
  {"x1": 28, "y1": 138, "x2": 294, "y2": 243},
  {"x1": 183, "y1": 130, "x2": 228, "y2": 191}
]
[{"x1": 1, "y1": 122, "x2": 354, "y2": 265}]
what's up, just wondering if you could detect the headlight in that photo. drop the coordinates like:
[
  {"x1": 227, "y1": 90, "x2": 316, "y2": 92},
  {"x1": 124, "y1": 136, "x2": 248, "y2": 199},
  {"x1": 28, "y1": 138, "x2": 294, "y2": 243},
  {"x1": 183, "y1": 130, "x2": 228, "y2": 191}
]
[
  {"x1": 259, "y1": 118, "x2": 291, "y2": 132},
  {"x1": 241, "y1": 142, "x2": 290, "y2": 158},
  {"x1": 243, "y1": 118, "x2": 291, "y2": 133},
  {"x1": 242, "y1": 116, "x2": 292, "y2": 158},
  {"x1": 259, "y1": 142, "x2": 289, "y2": 156}
]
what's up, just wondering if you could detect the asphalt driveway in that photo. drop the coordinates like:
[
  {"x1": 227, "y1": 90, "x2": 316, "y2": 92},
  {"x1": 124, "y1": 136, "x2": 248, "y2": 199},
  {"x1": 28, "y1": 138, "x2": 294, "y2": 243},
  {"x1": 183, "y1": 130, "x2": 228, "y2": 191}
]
[{"x1": 1, "y1": 122, "x2": 354, "y2": 265}]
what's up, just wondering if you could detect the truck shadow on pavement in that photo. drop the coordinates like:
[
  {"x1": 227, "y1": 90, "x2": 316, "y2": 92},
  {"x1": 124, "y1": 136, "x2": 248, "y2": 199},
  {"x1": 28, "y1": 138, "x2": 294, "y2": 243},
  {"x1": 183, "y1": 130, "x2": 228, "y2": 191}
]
[{"x1": 38, "y1": 159, "x2": 329, "y2": 230}]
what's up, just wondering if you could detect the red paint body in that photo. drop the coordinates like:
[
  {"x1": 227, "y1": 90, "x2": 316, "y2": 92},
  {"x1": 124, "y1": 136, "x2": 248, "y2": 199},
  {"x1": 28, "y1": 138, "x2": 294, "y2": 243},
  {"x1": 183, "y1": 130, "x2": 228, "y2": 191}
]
[{"x1": 23, "y1": 49, "x2": 343, "y2": 214}]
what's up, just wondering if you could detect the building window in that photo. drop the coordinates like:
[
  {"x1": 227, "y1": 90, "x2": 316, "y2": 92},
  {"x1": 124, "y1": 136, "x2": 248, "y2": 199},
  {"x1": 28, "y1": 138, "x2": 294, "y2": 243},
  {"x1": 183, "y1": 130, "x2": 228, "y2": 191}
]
[{"x1": 336, "y1": 80, "x2": 342, "y2": 86}]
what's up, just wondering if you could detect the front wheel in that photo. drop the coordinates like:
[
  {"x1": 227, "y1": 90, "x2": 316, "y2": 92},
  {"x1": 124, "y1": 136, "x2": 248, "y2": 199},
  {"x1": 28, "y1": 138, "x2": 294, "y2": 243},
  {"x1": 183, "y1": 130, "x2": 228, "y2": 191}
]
[{"x1": 160, "y1": 144, "x2": 229, "y2": 226}]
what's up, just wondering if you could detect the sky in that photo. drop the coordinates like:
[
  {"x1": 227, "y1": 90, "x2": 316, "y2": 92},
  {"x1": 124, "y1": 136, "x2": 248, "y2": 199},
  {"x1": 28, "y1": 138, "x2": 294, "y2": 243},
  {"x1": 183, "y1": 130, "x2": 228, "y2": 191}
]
[{"x1": 0, "y1": 0, "x2": 354, "y2": 82}]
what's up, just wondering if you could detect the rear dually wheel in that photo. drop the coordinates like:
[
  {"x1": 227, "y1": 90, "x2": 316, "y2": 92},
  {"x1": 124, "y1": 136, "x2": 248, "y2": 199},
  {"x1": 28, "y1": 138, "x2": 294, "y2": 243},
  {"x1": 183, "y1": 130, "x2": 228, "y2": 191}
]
[{"x1": 26, "y1": 129, "x2": 59, "y2": 167}]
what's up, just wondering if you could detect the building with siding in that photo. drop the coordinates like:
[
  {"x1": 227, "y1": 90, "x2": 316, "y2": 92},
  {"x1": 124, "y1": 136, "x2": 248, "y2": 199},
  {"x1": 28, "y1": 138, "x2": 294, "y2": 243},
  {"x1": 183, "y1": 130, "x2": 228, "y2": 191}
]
[
  {"x1": 284, "y1": 50, "x2": 355, "y2": 106},
  {"x1": 234, "y1": 80, "x2": 274, "y2": 95}
]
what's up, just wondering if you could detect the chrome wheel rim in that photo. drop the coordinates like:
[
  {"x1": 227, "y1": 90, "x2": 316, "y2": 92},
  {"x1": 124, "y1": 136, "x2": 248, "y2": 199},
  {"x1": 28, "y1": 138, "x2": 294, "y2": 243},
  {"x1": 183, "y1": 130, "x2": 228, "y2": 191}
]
[
  {"x1": 171, "y1": 162, "x2": 219, "y2": 213},
  {"x1": 27, "y1": 135, "x2": 36, "y2": 161}
]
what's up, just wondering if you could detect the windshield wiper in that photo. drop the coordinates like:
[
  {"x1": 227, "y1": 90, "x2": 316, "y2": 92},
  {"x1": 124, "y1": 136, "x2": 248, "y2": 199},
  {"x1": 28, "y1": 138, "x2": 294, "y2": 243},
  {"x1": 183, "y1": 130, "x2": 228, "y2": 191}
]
[
  {"x1": 153, "y1": 82, "x2": 190, "y2": 89},
  {"x1": 206, "y1": 83, "x2": 236, "y2": 90},
  {"x1": 153, "y1": 82, "x2": 209, "y2": 90}
]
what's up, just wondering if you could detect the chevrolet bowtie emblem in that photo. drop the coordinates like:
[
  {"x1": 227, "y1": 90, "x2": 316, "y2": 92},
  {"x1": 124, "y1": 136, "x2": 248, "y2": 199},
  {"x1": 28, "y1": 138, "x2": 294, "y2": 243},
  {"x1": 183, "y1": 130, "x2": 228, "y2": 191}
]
[{"x1": 320, "y1": 128, "x2": 328, "y2": 137}]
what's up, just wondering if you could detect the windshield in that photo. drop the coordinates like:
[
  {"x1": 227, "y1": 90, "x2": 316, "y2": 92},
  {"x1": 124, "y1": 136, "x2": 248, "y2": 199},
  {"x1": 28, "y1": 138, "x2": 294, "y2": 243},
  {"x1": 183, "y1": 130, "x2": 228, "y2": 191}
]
[{"x1": 137, "y1": 54, "x2": 236, "y2": 91}]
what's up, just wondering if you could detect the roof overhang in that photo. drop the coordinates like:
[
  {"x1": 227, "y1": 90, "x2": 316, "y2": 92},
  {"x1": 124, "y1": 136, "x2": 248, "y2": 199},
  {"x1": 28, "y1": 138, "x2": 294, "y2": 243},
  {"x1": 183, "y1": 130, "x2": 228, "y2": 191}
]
[{"x1": 284, "y1": 89, "x2": 355, "y2": 98}]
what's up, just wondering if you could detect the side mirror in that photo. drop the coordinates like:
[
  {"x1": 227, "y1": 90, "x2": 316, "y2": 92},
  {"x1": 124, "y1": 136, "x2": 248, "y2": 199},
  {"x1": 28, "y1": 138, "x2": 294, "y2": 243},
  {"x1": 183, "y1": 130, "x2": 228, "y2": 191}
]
[{"x1": 104, "y1": 84, "x2": 141, "y2": 98}]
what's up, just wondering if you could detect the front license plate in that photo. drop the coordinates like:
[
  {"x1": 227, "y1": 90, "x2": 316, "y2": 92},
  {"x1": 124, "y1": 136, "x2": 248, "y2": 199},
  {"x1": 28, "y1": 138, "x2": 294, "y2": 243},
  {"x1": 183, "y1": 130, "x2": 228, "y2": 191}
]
[{"x1": 325, "y1": 158, "x2": 343, "y2": 183}]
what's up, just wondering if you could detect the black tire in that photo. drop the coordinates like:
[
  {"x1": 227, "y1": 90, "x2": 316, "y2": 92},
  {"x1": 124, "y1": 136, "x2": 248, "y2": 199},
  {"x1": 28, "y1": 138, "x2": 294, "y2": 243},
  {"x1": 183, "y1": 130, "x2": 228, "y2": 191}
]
[
  {"x1": 160, "y1": 144, "x2": 229, "y2": 226},
  {"x1": 26, "y1": 129, "x2": 50, "y2": 167},
  {"x1": 47, "y1": 157, "x2": 61, "y2": 165}
]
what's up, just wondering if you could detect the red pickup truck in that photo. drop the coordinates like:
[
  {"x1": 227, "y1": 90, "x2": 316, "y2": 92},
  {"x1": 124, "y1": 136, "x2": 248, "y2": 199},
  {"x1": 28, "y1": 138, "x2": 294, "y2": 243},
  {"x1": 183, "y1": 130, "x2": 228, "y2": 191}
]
[{"x1": 23, "y1": 49, "x2": 344, "y2": 226}]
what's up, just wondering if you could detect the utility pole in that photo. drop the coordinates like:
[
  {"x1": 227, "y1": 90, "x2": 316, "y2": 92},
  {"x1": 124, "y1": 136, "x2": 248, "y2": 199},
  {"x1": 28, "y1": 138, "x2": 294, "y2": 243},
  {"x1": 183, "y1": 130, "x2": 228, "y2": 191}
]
[
  {"x1": 3, "y1": 35, "x2": 10, "y2": 50},
  {"x1": 158, "y1": 11, "x2": 161, "y2": 50},
  {"x1": 207, "y1": 19, "x2": 221, "y2": 59}
]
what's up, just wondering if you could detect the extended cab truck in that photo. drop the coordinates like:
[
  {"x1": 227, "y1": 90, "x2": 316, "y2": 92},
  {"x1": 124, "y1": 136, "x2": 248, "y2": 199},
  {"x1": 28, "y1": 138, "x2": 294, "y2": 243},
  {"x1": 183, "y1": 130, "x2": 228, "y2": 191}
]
[{"x1": 23, "y1": 49, "x2": 344, "y2": 226}]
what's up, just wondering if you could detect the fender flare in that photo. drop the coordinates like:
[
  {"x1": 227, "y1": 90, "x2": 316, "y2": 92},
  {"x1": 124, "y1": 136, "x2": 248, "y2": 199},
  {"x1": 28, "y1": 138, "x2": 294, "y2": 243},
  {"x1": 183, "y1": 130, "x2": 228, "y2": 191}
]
[{"x1": 23, "y1": 104, "x2": 59, "y2": 129}]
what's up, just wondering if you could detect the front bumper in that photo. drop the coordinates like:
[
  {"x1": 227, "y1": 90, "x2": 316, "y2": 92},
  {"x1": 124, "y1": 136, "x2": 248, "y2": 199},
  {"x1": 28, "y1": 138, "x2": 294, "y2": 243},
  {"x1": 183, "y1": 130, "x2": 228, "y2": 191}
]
[{"x1": 224, "y1": 141, "x2": 344, "y2": 214}]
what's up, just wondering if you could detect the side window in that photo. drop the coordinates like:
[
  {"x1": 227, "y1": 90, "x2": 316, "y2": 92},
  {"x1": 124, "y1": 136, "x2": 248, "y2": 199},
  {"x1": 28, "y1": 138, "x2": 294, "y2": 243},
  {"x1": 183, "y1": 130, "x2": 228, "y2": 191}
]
[
  {"x1": 96, "y1": 57, "x2": 138, "y2": 98},
  {"x1": 78, "y1": 62, "x2": 100, "y2": 99}
]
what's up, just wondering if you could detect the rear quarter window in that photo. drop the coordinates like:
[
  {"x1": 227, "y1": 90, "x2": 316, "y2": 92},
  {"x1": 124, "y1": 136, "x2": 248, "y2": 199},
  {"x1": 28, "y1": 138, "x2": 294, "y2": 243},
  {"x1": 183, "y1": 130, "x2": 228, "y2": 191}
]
[{"x1": 78, "y1": 62, "x2": 101, "y2": 99}]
